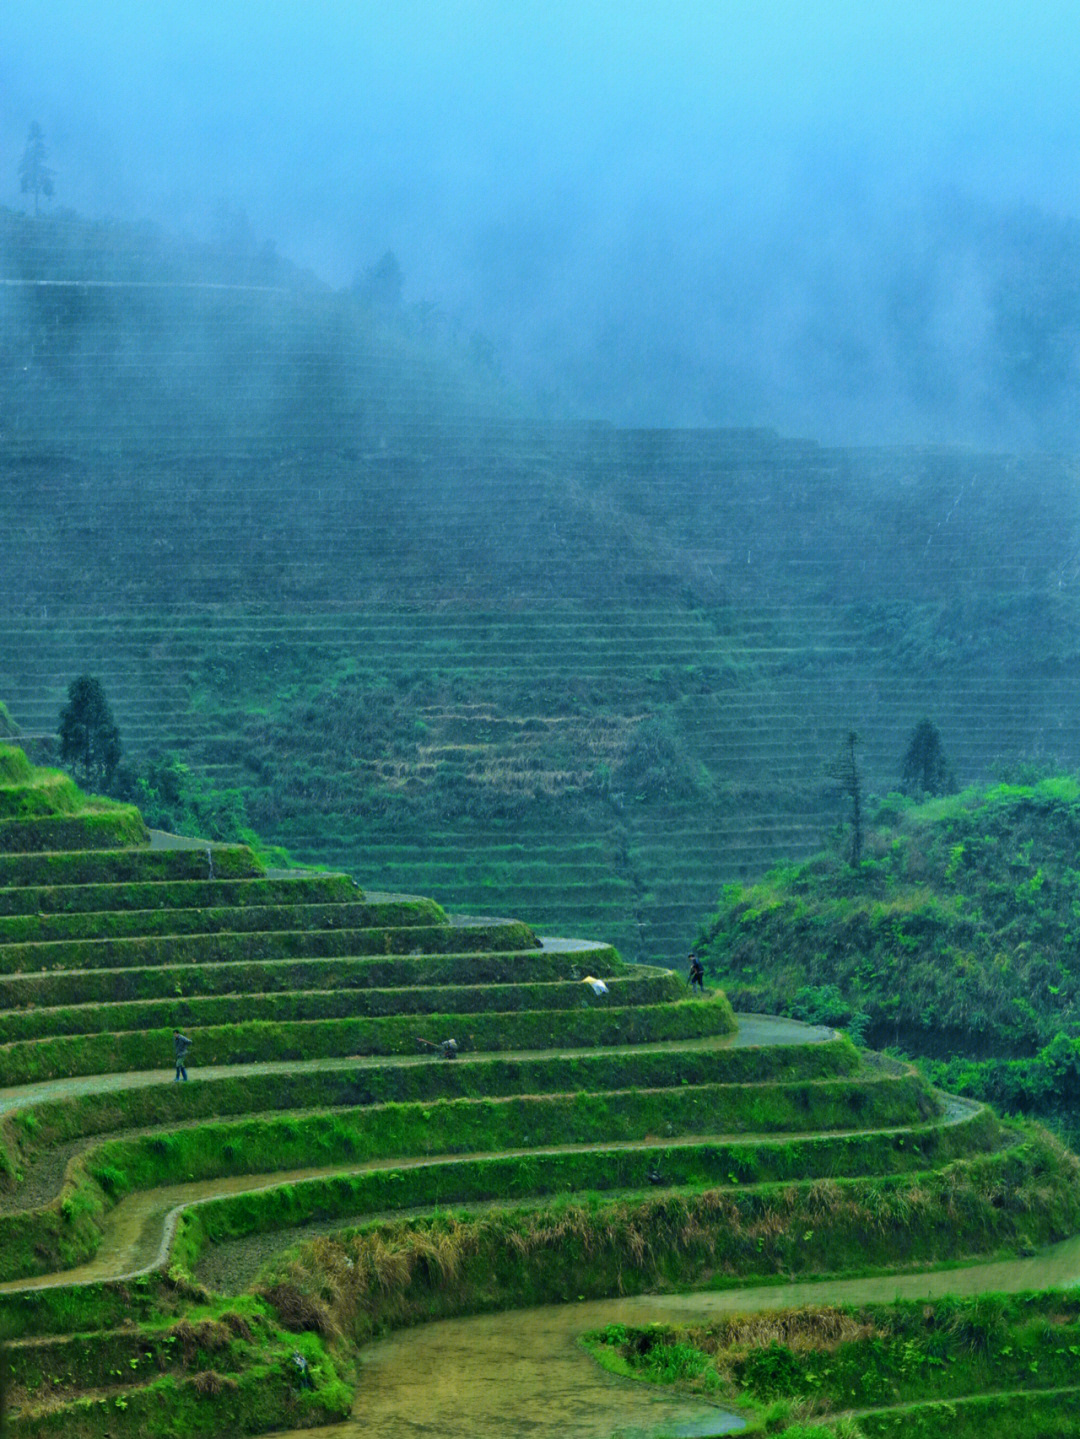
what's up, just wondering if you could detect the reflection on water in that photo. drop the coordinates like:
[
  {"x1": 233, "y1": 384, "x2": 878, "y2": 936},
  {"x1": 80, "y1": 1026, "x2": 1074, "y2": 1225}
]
[
  {"x1": 267, "y1": 1232, "x2": 1080, "y2": 1439},
  {"x1": 292, "y1": 1300, "x2": 743, "y2": 1438}
]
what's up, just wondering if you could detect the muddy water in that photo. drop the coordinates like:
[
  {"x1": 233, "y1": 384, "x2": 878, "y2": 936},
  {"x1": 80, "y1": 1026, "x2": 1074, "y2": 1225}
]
[
  {"x1": 345, "y1": 1303, "x2": 744, "y2": 1438},
  {"x1": 265, "y1": 1235, "x2": 1080, "y2": 1439},
  {"x1": 0, "y1": 1012, "x2": 833, "y2": 1430}
]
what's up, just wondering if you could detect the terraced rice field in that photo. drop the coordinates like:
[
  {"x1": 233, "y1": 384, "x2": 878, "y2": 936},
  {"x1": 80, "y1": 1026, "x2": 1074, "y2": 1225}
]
[
  {"x1": 7, "y1": 423, "x2": 1080, "y2": 965},
  {"x1": 2, "y1": 740, "x2": 1080, "y2": 1437},
  {"x1": 7, "y1": 593, "x2": 1079, "y2": 965}
]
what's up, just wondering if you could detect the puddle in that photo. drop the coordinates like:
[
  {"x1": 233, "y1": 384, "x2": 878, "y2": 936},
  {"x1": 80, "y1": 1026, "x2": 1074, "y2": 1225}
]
[
  {"x1": 263, "y1": 1233, "x2": 1080, "y2": 1439},
  {"x1": 276, "y1": 1298, "x2": 745, "y2": 1438}
]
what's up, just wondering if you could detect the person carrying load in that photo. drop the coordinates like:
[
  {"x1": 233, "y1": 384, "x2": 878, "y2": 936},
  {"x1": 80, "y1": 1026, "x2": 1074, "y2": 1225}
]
[
  {"x1": 173, "y1": 1028, "x2": 193, "y2": 1081},
  {"x1": 417, "y1": 1036, "x2": 459, "y2": 1059}
]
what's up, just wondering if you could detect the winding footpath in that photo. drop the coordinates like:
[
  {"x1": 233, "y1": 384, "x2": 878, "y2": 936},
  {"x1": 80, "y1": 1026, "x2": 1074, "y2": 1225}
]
[
  {"x1": 0, "y1": 1014, "x2": 836, "y2": 1292},
  {"x1": 3, "y1": 1004, "x2": 1076, "y2": 1437}
]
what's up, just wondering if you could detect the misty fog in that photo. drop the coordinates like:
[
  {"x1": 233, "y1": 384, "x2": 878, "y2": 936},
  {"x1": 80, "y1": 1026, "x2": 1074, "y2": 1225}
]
[{"x1": 7, "y1": 0, "x2": 1080, "y2": 448}]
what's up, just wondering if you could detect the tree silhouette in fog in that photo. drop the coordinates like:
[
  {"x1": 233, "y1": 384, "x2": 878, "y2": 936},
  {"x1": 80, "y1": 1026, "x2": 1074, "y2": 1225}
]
[
  {"x1": 59, "y1": 676, "x2": 121, "y2": 790},
  {"x1": 901, "y1": 718, "x2": 955, "y2": 797},
  {"x1": 19, "y1": 122, "x2": 54, "y2": 217},
  {"x1": 827, "y1": 730, "x2": 863, "y2": 867},
  {"x1": 355, "y1": 251, "x2": 403, "y2": 311}
]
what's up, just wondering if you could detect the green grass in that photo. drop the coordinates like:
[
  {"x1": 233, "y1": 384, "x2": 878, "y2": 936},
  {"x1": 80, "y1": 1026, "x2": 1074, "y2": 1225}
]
[
  {"x1": 0, "y1": 1036, "x2": 861, "y2": 1173},
  {"x1": 0, "y1": 943, "x2": 627, "y2": 1009},
  {"x1": 696, "y1": 779, "x2": 1080, "y2": 1143},
  {"x1": 0, "y1": 843, "x2": 264, "y2": 887},
  {"x1": 0, "y1": 969, "x2": 683, "y2": 1042},
  {"x1": 238, "y1": 1127, "x2": 1080, "y2": 1347},
  {"x1": 584, "y1": 1290, "x2": 1080, "y2": 1438},
  {"x1": 0, "y1": 742, "x2": 1075, "y2": 1438},
  {"x1": 0, "y1": 994, "x2": 737, "y2": 1085}
]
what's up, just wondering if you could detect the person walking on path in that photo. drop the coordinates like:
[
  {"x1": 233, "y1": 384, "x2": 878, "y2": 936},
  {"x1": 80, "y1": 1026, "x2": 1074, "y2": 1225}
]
[
  {"x1": 173, "y1": 1029, "x2": 192, "y2": 1081},
  {"x1": 687, "y1": 952, "x2": 705, "y2": 994}
]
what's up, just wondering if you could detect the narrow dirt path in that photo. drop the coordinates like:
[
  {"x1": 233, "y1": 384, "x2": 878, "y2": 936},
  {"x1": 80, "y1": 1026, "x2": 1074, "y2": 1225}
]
[
  {"x1": 0, "y1": 1014, "x2": 841, "y2": 1293},
  {"x1": 0, "y1": 1012, "x2": 835, "y2": 1122}
]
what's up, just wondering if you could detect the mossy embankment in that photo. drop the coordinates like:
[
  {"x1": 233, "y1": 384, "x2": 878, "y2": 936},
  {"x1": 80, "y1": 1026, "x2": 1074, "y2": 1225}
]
[
  {"x1": 0, "y1": 895, "x2": 445, "y2": 943},
  {"x1": 0, "y1": 943, "x2": 625, "y2": 1009},
  {"x1": 0, "y1": 806, "x2": 148, "y2": 854},
  {"x1": 0, "y1": 842, "x2": 264, "y2": 888},
  {"x1": 0, "y1": 1034, "x2": 858, "y2": 1180},
  {"x1": 0, "y1": 968, "x2": 677, "y2": 1043},
  {"x1": 1, "y1": 1057, "x2": 917, "y2": 1281},
  {"x1": 583, "y1": 1288, "x2": 1080, "y2": 1437},
  {"x1": 0, "y1": 872, "x2": 358, "y2": 917},
  {"x1": 4, "y1": 1288, "x2": 352, "y2": 1438},
  {"x1": 0, "y1": 992, "x2": 735, "y2": 1087},
  {"x1": 697, "y1": 778, "x2": 1080, "y2": 1141},
  {"x1": 241, "y1": 1125, "x2": 1080, "y2": 1348},
  {"x1": 0, "y1": 916, "x2": 540, "y2": 975}
]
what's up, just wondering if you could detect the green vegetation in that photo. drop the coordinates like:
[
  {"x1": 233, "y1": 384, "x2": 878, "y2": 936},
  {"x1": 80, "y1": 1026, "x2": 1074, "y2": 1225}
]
[
  {"x1": 250, "y1": 1130, "x2": 1080, "y2": 1343},
  {"x1": 0, "y1": 742, "x2": 1072, "y2": 1437},
  {"x1": 9, "y1": 238, "x2": 1080, "y2": 965},
  {"x1": 6, "y1": 1288, "x2": 351, "y2": 1438},
  {"x1": 0, "y1": 838, "x2": 262, "y2": 887},
  {"x1": 584, "y1": 1290, "x2": 1080, "y2": 1436},
  {"x1": 697, "y1": 778, "x2": 1080, "y2": 1142},
  {"x1": 0, "y1": 1035, "x2": 859, "y2": 1182},
  {"x1": 0, "y1": 1070, "x2": 952, "y2": 1282},
  {"x1": 58, "y1": 675, "x2": 122, "y2": 791},
  {"x1": 7, "y1": 204, "x2": 1080, "y2": 1435},
  {"x1": 900, "y1": 717, "x2": 955, "y2": 799}
]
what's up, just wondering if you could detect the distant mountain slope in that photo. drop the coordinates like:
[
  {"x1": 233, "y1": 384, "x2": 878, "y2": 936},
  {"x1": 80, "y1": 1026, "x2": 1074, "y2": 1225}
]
[
  {"x1": 0, "y1": 205, "x2": 517, "y2": 457},
  {"x1": 5, "y1": 210, "x2": 1080, "y2": 962}
]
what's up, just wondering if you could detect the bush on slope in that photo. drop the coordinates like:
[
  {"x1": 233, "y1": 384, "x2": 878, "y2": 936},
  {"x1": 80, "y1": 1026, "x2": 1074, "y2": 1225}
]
[{"x1": 695, "y1": 778, "x2": 1080, "y2": 1134}]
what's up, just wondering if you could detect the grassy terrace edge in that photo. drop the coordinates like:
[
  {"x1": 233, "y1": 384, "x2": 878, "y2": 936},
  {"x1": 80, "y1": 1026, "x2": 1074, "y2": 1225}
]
[
  {"x1": 581, "y1": 1289, "x2": 1080, "y2": 1437},
  {"x1": 11, "y1": 1055, "x2": 925, "y2": 1281},
  {"x1": 0, "y1": 993, "x2": 737, "y2": 1085},
  {"x1": 0, "y1": 1036, "x2": 861, "y2": 1202},
  {"x1": 3, "y1": 743, "x2": 1079, "y2": 1438}
]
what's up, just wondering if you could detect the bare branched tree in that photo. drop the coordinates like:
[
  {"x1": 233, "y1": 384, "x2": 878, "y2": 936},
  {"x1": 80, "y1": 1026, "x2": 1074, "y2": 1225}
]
[{"x1": 826, "y1": 729, "x2": 863, "y2": 867}]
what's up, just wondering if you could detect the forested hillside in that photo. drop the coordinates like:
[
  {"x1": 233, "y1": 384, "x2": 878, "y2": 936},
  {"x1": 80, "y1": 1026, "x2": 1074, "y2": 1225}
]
[
  {"x1": 696, "y1": 779, "x2": 1080, "y2": 1140},
  {"x1": 5, "y1": 207, "x2": 1080, "y2": 960}
]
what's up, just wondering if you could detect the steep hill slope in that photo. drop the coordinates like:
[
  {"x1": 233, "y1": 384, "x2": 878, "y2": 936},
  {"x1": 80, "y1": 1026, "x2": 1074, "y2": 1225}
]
[
  {"x1": 6, "y1": 210, "x2": 1080, "y2": 960},
  {"x1": 1, "y1": 742, "x2": 1075, "y2": 1438},
  {"x1": 696, "y1": 777, "x2": 1080, "y2": 1140}
]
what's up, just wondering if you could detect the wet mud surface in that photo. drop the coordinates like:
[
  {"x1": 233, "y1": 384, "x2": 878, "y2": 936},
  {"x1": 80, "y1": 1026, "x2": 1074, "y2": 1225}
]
[{"x1": 261, "y1": 1234, "x2": 1080, "y2": 1439}]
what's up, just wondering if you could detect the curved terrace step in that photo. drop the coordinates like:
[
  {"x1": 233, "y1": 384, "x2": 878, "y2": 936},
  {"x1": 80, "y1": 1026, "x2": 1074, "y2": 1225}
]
[
  {"x1": 0, "y1": 1095, "x2": 994, "y2": 1296},
  {"x1": 0, "y1": 745, "x2": 1072, "y2": 1438},
  {"x1": 0, "y1": 1018, "x2": 842, "y2": 1128}
]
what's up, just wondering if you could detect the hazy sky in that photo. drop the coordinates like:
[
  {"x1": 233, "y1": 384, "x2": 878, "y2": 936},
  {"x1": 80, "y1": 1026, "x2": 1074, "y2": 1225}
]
[{"x1": 6, "y1": 2, "x2": 1080, "y2": 440}]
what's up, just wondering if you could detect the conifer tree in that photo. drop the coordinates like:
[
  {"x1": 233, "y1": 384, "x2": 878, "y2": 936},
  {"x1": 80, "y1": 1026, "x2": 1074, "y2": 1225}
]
[
  {"x1": 58, "y1": 676, "x2": 121, "y2": 790},
  {"x1": 18, "y1": 122, "x2": 54, "y2": 217},
  {"x1": 901, "y1": 717, "x2": 954, "y2": 797},
  {"x1": 827, "y1": 730, "x2": 863, "y2": 867}
]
